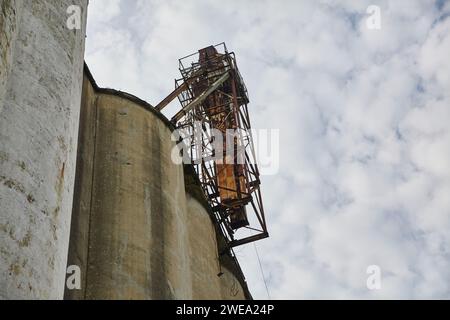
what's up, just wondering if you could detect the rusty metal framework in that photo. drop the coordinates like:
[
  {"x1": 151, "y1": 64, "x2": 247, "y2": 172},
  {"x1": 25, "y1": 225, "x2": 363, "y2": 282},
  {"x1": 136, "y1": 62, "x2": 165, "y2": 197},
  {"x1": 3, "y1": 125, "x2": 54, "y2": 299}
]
[{"x1": 156, "y1": 43, "x2": 268, "y2": 248}]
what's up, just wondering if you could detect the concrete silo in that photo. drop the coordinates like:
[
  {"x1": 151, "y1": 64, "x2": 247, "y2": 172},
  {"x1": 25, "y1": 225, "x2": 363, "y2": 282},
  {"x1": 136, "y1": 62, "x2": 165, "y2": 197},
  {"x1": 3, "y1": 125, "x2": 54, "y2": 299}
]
[
  {"x1": 64, "y1": 66, "x2": 251, "y2": 300},
  {"x1": 1, "y1": 1, "x2": 253, "y2": 300},
  {"x1": 0, "y1": 0, "x2": 88, "y2": 299}
]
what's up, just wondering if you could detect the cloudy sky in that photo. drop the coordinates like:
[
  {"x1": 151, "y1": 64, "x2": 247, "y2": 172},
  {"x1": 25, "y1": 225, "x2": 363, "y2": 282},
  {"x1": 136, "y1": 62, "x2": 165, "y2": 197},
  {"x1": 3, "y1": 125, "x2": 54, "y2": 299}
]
[{"x1": 85, "y1": 0, "x2": 450, "y2": 299}]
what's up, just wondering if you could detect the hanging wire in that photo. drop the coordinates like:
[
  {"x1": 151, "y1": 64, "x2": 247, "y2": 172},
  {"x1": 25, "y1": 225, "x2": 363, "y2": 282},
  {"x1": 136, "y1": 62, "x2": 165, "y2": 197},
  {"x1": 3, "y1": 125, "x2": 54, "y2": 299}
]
[{"x1": 253, "y1": 242, "x2": 271, "y2": 300}]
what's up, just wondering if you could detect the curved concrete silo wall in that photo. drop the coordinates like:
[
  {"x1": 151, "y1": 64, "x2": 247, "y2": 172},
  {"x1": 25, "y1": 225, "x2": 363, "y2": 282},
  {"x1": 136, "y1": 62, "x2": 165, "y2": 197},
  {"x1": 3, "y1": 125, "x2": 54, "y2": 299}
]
[
  {"x1": 184, "y1": 178, "x2": 248, "y2": 300},
  {"x1": 66, "y1": 71, "x2": 193, "y2": 299},
  {"x1": 65, "y1": 68, "x2": 251, "y2": 300},
  {"x1": 186, "y1": 193, "x2": 222, "y2": 299},
  {"x1": 0, "y1": 0, "x2": 88, "y2": 299}
]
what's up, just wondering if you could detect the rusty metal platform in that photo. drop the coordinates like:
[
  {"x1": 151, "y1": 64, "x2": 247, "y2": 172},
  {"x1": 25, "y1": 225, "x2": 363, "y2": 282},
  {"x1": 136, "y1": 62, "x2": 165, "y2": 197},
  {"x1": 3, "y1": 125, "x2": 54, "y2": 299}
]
[{"x1": 156, "y1": 43, "x2": 268, "y2": 248}]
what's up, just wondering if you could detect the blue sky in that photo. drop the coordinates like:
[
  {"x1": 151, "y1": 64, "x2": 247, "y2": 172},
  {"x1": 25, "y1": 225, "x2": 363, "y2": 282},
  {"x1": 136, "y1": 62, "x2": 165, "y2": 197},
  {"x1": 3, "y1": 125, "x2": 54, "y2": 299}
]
[{"x1": 85, "y1": 0, "x2": 450, "y2": 299}]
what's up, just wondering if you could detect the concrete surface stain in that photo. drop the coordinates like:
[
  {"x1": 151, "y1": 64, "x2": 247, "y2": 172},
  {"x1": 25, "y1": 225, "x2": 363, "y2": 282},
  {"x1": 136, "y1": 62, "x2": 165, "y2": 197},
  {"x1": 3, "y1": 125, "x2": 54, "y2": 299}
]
[
  {"x1": 1, "y1": 176, "x2": 36, "y2": 205},
  {"x1": 0, "y1": 151, "x2": 9, "y2": 163},
  {"x1": 51, "y1": 224, "x2": 57, "y2": 241},
  {"x1": 54, "y1": 161, "x2": 65, "y2": 215},
  {"x1": 57, "y1": 136, "x2": 67, "y2": 153},
  {"x1": 18, "y1": 160, "x2": 26, "y2": 171},
  {"x1": 18, "y1": 230, "x2": 32, "y2": 248},
  {"x1": 26, "y1": 194, "x2": 35, "y2": 203},
  {"x1": 9, "y1": 263, "x2": 20, "y2": 276}
]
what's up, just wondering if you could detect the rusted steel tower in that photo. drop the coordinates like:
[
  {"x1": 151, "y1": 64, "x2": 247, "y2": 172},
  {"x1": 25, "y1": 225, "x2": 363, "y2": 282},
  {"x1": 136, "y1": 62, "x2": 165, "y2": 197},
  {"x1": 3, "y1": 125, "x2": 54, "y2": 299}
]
[{"x1": 156, "y1": 43, "x2": 268, "y2": 248}]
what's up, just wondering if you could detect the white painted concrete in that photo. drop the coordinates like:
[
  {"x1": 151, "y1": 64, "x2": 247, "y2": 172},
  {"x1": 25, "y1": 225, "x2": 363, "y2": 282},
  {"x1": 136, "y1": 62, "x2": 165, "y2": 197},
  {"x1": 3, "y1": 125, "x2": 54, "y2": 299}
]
[{"x1": 0, "y1": 0, "x2": 88, "y2": 299}]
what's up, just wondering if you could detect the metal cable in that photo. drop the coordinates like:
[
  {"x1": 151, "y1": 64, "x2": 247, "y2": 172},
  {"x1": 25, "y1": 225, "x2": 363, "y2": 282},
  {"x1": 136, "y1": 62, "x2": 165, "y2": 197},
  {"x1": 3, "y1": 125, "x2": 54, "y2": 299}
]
[{"x1": 253, "y1": 242, "x2": 271, "y2": 300}]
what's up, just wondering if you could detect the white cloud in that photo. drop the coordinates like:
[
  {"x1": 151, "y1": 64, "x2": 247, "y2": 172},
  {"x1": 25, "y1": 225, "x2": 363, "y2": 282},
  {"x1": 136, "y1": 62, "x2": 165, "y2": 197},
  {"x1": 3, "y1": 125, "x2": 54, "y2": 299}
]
[
  {"x1": 87, "y1": 0, "x2": 121, "y2": 23},
  {"x1": 86, "y1": 0, "x2": 450, "y2": 299}
]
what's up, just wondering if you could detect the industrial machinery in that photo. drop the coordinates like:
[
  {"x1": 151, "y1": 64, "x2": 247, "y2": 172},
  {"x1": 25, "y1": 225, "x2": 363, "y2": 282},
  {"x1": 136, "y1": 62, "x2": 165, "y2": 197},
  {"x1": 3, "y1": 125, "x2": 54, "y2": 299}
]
[{"x1": 156, "y1": 43, "x2": 268, "y2": 248}]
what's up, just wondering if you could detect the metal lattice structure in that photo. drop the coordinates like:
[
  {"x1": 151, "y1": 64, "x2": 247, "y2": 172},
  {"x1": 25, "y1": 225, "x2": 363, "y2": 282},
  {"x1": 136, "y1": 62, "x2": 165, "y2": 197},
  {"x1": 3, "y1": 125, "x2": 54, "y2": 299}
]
[{"x1": 156, "y1": 43, "x2": 268, "y2": 247}]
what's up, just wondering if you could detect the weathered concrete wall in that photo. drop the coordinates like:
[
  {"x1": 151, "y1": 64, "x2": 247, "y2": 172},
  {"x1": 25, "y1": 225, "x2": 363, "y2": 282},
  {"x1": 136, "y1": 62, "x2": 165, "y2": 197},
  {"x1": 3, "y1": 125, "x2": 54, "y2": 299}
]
[
  {"x1": 184, "y1": 165, "x2": 250, "y2": 300},
  {"x1": 0, "y1": 0, "x2": 22, "y2": 113},
  {"x1": 1, "y1": 0, "x2": 248, "y2": 301},
  {"x1": 64, "y1": 71, "x2": 96, "y2": 300},
  {"x1": 185, "y1": 193, "x2": 247, "y2": 300},
  {"x1": 0, "y1": 0, "x2": 87, "y2": 299},
  {"x1": 66, "y1": 72, "x2": 193, "y2": 299},
  {"x1": 186, "y1": 193, "x2": 222, "y2": 299},
  {"x1": 85, "y1": 92, "x2": 193, "y2": 300},
  {"x1": 66, "y1": 69, "x2": 250, "y2": 300},
  {"x1": 219, "y1": 265, "x2": 247, "y2": 300}
]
